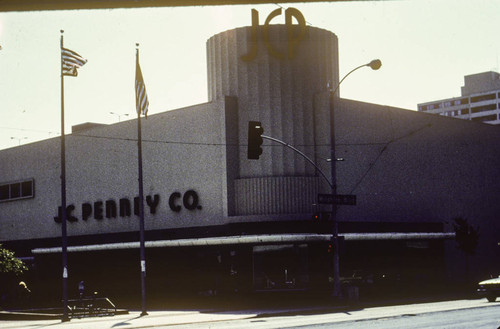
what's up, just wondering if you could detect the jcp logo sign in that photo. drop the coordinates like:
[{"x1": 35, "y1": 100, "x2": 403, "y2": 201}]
[{"x1": 241, "y1": 7, "x2": 307, "y2": 61}]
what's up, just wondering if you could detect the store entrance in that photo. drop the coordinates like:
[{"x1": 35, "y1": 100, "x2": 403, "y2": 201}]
[{"x1": 252, "y1": 244, "x2": 309, "y2": 291}]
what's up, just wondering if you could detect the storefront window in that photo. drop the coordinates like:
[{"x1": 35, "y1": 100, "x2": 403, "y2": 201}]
[{"x1": 253, "y1": 244, "x2": 308, "y2": 291}]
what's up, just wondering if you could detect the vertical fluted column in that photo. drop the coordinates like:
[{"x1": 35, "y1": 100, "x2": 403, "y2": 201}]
[{"x1": 207, "y1": 24, "x2": 338, "y2": 185}]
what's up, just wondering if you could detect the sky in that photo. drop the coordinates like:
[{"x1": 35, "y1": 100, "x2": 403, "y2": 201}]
[{"x1": 1, "y1": 0, "x2": 499, "y2": 150}]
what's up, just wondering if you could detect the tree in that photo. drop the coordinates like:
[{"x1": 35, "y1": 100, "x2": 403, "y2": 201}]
[
  {"x1": 452, "y1": 217, "x2": 479, "y2": 285},
  {"x1": 452, "y1": 217, "x2": 479, "y2": 255},
  {"x1": 0, "y1": 245, "x2": 27, "y2": 276},
  {"x1": 0, "y1": 245, "x2": 28, "y2": 308}
]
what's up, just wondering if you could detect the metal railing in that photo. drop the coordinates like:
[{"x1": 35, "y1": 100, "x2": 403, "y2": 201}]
[{"x1": 66, "y1": 296, "x2": 117, "y2": 318}]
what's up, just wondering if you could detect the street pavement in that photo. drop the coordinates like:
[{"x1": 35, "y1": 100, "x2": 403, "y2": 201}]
[{"x1": 0, "y1": 298, "x2": 498, "y2": 329}]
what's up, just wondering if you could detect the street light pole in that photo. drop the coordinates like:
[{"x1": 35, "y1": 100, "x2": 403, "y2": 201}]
[
  {"x1": 110, "y1": 112, "x2": 129, "y2": 122},
  {"x1": 329, "y1": 59, "x2": 381, "y2": 300},
  {"x1": 10, "y1": 137, "x2": 27, "y2": 145}
]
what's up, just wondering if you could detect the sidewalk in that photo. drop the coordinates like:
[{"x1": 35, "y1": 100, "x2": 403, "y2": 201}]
[
  {"x1": 1, "y1": 308, "x2": 263, "y2": 329},
  {"x1": 0, "y1": 295, "x2": 345, "y2": 329},
  {"x1": 1, "y1": 298, "x2": 497, "y2": 329}
]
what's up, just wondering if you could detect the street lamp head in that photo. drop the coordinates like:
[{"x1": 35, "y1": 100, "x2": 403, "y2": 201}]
[
  {"x1": 368, "y1": 59, "x2": 382, "y2": 70},
  {"x1": 330, "y1": 58, "x2": 382, "y2": 95}
]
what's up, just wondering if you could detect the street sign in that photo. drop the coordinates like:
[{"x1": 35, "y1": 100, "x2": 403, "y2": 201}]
[{"x1": 317, "y1": 194, "x2": 356, "y2": 206}]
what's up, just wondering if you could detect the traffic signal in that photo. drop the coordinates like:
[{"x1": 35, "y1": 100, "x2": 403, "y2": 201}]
[
  {"x1": 327, "y1": 237, "x2": 345, "y2": 255},
  {"x1": 248, "y1": 121, "x2": 264, "y2": 159}
]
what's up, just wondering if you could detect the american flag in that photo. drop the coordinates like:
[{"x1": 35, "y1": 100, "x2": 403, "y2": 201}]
[
  {"x1": 135, "y1": 58, "x2": 149, "y2": 117},
  {"x1": 61, "y1": 47, "x2": 87, "y2": 77}
]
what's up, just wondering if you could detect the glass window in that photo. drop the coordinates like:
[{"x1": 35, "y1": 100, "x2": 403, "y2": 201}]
[
  {"x1": 0, "y1": 179, "x2": 34, "y2": 202},
  {"x1": 471, "y1": 114, "x2": 497, "y2": 122},
  {"x1": 21, "y1": 181, "x2": 33, "y2": 197},
  {"x1": 471, "y1": 104, "x2": 496, "y2": 113},
  {"x1": 0, "y1": 185, "x2": 9, "y2": 200},
  {"x1": 471, "y1": 93, "x2": 496, "y2": 103},
  {"x1": 10, "y1": 183, "x2": 21, "y2": 198}
]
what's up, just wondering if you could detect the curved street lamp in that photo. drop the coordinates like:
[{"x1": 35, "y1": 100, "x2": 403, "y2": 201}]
[
  {"x1": 110, "y1": 111, "x2": 130, "y2": 122},
  {"x1": 329, "y1": 59, "x2": 382, "y2": 301},
  {"x1": 10, "y1": 136, "x2": 28, "y2": 145},
  {"x1": 331, "y1": 59, "x2": 382, "y2": 96}
]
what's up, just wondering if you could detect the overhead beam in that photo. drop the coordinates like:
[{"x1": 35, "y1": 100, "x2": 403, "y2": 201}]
[
  {"x1": 1, "y1": 0, "x2": 361, "y2": 13},
  {"x1": 31, "y1": 232, "x2": 456, "y2": 254}
]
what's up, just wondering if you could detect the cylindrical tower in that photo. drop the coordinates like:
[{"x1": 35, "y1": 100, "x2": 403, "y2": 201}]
[{"x1": 207, "y1": 24, "x2": 339, "y2": 215}]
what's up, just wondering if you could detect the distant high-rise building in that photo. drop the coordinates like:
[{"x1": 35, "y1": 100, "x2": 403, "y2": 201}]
[{"x1": 418, "y1": 71, "x2": 500, "y2": 125}]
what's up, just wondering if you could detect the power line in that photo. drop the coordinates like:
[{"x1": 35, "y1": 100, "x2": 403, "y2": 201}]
[
  {"x1": 0, "y1": 126, "x2": 59, "y2": 135},
  {"x1": 348, "y1": 122, "x2": 433, "y2": 193},
  {"x1": 2, "y1": 122, "x2": 432, "y2": 151},
  {"x1": 71, "y1": 132, "x2": 394, "y2": 148}
]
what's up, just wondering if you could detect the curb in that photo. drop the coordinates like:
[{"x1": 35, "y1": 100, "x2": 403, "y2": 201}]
[
  {"x1": 0, "y1": 310, "x2": 61, "y2": 320},
  {"x1": 0, "y1": 308, "x2": 129, "y2": 321}
]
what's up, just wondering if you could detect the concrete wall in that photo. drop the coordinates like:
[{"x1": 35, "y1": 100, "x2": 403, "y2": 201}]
[
  {"x1": 1, "y1": 87, "x2": 499, "y2": 282},
  {"x1": 334, "y1": 99, "x2": 500, "y2": 279},
  {"x1": 461, "y1": 71, "x2": 500, "y2": 96},
  {"x1": 0, "y1": 101, "x2": 229, "y2": 241}
]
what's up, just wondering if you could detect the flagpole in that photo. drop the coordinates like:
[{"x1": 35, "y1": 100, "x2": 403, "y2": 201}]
[
  {"x1": 136, "y1": 44, "x2": 148, "y2": 317},
  {"x1": 60, "y1": 29, "x2": 70, "y2": 323}
]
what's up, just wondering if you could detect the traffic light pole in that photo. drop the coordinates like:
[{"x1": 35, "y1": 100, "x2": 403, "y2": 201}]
[
  {"x1": 259, "y1": 133, "x2": 341, "y2": 299},
  {"x1": 326, "y1": 59, "x2": 381, "y2": 300},
  {"x1": 329, "y1": 91, "x2": 342, "y2": 301},
  {"x1": 260, "y1": 135, "x2": 333, "y2": 189},
  {"x1": 247, "y1": 60, "x2": 381, "y2": 303}
]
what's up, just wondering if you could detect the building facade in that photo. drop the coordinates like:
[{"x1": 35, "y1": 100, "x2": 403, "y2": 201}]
[
  {"x1": 1, "y1": 22, "x2": 500, "y2": 307},
  {"x1": 418, "y1": 71, "x2": 500, "y2": 125}
]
